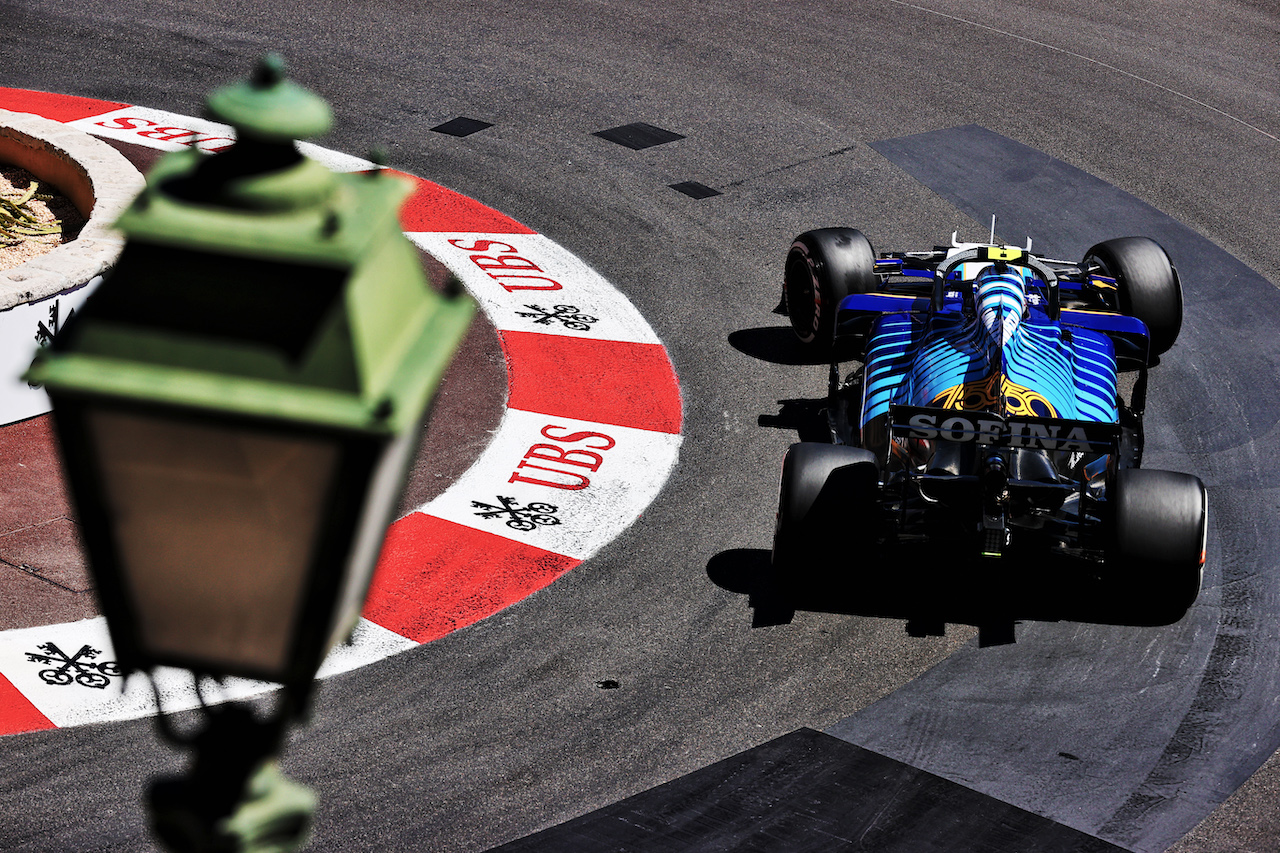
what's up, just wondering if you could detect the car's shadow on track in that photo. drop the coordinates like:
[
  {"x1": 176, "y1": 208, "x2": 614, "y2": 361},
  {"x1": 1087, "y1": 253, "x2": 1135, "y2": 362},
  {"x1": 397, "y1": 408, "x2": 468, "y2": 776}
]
[
  {"x1": 729, "y1": 326, "x2": 830, "y2": 366},
  {"x1": 757, "y1": 397, "x2": 830, "y2": 444},
  {"x1": 707, "y1": 546, "x2": 1189, "y2": 646}
]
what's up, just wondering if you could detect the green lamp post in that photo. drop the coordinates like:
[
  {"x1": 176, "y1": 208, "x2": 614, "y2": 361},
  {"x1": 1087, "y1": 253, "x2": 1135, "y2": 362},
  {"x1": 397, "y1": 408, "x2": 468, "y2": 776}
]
[{"x1": 25, "y1": 55, "x2": 474, "y2": 851}]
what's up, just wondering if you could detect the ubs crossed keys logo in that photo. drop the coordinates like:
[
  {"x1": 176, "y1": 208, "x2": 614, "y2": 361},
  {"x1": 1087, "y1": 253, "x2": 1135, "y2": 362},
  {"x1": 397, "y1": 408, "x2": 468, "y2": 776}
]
[
  {"x1": 26, "y1": 642, "x2": 123, "y2": 689},
  {"x1": 34, "y1": 299, "x2": 73, "y2": 347},
  {"x1": 28, "y1": 300, "x2": 74, "y2": 389},
  {"x1": 471, "y1": 496, "x2": 561, "y2": 532},
  {"x1": 516, "y1": 304, "x2": 598, "y2": 332}
]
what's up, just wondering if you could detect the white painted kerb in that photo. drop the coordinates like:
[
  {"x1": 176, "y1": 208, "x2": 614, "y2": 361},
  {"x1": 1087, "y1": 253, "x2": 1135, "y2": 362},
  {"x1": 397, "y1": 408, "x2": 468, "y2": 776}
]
[{"x1": 0, "y1": 111, "x2": 145, "y2": 424}]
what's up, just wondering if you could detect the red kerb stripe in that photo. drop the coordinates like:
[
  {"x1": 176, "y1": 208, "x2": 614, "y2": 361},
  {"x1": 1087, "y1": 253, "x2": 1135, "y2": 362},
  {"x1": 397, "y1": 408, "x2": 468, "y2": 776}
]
[
  {"x1": 0, "y1": 672, "x2": 55, "y2": 736},
  {"x1": 501, "y1": 332, "x2": 682, "y2": 434},
  {"x1": 363, "y1": 513, "x2": 579, "y2": 644},
  {"x1": 0, "y1": 88, "x2": 128, "y2": 123},
  {"x1": 395, "y1": 172, "x2": 536, "y2": 235}
]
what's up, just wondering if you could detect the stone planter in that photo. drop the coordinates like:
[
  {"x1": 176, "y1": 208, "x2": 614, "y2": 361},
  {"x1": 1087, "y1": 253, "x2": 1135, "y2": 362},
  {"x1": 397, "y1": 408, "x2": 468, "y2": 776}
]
[{"x1": 0, "y1": 109, "x2": 144, "y2": 423}]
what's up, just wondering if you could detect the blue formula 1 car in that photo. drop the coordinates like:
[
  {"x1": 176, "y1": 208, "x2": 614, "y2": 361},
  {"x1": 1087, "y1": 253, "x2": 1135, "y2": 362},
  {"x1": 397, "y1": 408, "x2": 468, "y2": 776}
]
[{"x1": 772, "y1": 227, "x2": 1208, "y2": 620}]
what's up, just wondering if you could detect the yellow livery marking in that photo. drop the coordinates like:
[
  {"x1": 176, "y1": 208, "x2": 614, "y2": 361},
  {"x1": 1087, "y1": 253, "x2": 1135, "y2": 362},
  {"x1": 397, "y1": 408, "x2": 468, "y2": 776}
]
[
  {"x1": 930, "y1": 375, "x2": 1058, "y2": 418},
  {"x1": 986, "y1": 246, "x2": 1024, "y2": 261}
]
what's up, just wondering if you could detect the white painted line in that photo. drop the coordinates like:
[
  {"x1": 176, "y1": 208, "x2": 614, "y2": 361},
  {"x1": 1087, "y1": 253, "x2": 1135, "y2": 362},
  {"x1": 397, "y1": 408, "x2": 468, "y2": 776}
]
[
  {"x1": 0, "y1": 280, "x2": 98, "y2": 425},
  {"x1": 0, "y1": 617, "x2": 416, "y2": 728},
  {"x1": 408, "y1": 232, "x2": 662, "y2": 345},
  {"x1": 68, "y1": 106, "x2": 377, "y2": 172},
  {"x1": 419, "y1": 408, "x2": 682, "y2": 561}
]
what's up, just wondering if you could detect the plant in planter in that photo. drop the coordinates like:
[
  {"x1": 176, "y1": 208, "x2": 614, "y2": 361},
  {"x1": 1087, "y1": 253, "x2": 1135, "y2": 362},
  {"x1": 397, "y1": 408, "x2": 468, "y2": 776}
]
[{"x1": 0, "y1": 167, "x2": 82, "y2": 269}]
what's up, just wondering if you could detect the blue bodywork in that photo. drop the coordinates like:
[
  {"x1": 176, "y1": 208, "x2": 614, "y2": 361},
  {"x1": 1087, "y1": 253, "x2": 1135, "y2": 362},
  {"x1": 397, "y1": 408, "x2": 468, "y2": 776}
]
[{"x1": 837, "y1": 263, "x2": 1148, "y2": 448}]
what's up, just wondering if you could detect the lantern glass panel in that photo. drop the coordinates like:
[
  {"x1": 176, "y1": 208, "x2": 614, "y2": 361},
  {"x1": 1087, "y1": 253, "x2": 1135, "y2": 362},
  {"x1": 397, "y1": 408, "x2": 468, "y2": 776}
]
[
  {"x1": 324, "y1": 425, "x2": 416, "y2": 653},
  {"x1": 85, "y1": 408, "x2": 340, "y2": 676}
]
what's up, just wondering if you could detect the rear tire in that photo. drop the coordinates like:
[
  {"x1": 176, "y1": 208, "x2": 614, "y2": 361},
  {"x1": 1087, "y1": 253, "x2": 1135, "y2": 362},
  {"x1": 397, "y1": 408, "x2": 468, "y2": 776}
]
[
  {"x1": 772, "y1": 443, "x2": 879, "y2": 596},
  {"x1": 1084, "y1": 236, "x2": 1182, "y2": 359},
  {"x1": 1109, "y1": 467, "x2": 1207, "y2": 622},
  {"x1": 783, "y1": 228, "x2": 876, "y2": 349}
]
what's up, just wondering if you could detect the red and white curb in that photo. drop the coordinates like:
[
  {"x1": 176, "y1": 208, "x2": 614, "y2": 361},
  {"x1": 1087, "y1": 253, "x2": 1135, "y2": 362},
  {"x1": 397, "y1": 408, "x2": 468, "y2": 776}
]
[{"x1": 0, "y1": 89, "x2": 682, "y2": 735}]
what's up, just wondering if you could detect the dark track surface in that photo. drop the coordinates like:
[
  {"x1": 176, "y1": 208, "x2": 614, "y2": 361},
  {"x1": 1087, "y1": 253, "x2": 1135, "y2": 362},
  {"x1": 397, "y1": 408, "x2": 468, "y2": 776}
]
[
  {"x1": 494, "y1": 729, "x2": 1127, "y2": 853},
  {"x1": 2, "y1": 2, "x2": 1278, "y2": 851}
]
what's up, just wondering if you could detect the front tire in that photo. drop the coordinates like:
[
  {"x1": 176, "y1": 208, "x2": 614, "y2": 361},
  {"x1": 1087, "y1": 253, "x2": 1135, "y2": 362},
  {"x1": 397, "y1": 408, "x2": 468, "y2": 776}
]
[
  {"x1": 783, "y1": 228, "x2": 876, "y2": 349},
  {"x1": 1109, "y1": 467, "x2": 1207, "y2": 622},
  {"x1": 1084, "y1": 236, "x2": 1183, "y2": 359}
]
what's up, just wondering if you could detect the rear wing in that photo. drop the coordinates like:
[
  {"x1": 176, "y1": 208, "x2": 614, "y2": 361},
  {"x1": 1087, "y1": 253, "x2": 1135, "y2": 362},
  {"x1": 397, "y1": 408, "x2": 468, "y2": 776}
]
[{"x1": 889, "y1": 405, "x2": 1120, "y2": 453}]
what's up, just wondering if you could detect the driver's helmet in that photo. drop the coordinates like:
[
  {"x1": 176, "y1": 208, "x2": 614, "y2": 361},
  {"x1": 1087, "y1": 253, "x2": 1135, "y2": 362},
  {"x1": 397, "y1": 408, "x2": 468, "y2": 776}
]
[{"x1": 974, "y1": 263, "x2": 1027, "y2": 347}]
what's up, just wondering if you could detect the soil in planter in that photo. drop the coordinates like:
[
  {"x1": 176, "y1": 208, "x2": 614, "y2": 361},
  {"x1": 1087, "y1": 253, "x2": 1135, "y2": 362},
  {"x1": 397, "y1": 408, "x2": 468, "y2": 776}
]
[{"x1": 0, "y1": 165, "x2": 86, "y2": 272}]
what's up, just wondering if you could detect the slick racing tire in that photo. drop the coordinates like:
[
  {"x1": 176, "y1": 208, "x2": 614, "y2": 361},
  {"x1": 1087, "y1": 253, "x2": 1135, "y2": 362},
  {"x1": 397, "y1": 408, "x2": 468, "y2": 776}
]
[
  {"x1": 783, "y1": 228, "x2": 876, "y2": 350},
  {"x1": 772, "y1": 443, "x2": 879, "y2": 597},
  {"x1": 1109, "y1": 467, "x2": 1207, "y2": 623},
  {"x1": 1084, "y1": 236, "x2": 1183, "y2": 359}
]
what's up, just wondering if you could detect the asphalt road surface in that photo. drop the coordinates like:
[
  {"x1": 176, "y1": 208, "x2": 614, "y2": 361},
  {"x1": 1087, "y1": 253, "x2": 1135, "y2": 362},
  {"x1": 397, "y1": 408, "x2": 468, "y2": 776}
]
[{"x1": 2, "y1": 2, "x2": 1279, "y2": 851}]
